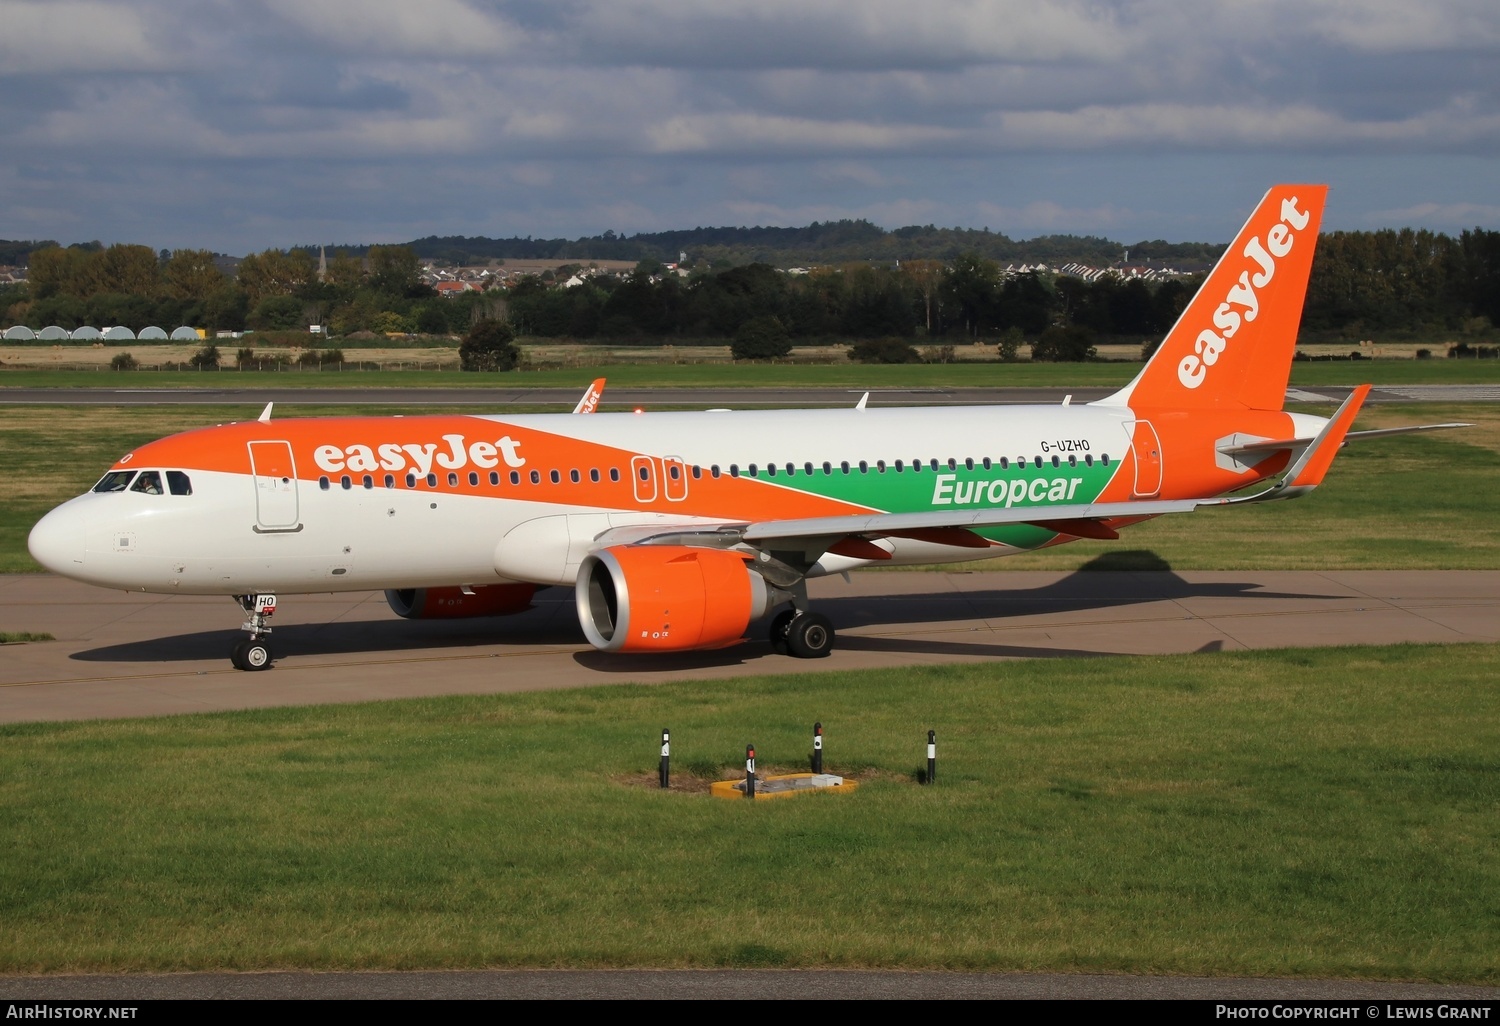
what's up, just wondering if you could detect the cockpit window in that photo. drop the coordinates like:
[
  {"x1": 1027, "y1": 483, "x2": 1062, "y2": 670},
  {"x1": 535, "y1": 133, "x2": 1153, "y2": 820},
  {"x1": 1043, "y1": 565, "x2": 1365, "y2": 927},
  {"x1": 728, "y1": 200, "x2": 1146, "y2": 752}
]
[
  {"x1": 93, "y1": 471, "x2": 136, "y2": 493},
  {"x1": 166, "y1": 471, "x2": 193, "y2": 496},
  {"x1": 129, "y1": 470, "x2": 164, "y2": 495}
]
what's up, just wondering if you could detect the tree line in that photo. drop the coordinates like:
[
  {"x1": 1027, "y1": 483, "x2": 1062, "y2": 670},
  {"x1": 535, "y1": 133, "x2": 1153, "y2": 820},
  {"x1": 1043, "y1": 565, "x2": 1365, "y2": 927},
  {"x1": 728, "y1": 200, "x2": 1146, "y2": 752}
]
[
  {"x1": 402, "y1": 221, "x2": 1221, "y2": 271},
  {"x1": 2, "y1": 226, "x2": 1497, "y2": 349},
  {"x1": 0, "y1": 243, "x2": 491, "y2": 337}
]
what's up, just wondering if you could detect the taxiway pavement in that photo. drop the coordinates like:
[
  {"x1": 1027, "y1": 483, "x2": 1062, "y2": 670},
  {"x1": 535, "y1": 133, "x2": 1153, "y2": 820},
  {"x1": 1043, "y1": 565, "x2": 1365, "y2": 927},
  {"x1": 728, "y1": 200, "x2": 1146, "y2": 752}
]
[{"x1": 3, "y1": 569, "x2": 1495, "y2": 724}]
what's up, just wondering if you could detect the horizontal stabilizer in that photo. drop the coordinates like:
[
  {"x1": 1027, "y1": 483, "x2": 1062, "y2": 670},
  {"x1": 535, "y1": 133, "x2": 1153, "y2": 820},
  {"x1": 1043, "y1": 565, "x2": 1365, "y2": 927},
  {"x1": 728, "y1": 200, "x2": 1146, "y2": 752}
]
[
  {"x1": 1344, "y1": 422, "x2": 1471, "y2": 442},
  {"x1": 1217, "y1": 420, "x2": 1470, "y2": 459}
]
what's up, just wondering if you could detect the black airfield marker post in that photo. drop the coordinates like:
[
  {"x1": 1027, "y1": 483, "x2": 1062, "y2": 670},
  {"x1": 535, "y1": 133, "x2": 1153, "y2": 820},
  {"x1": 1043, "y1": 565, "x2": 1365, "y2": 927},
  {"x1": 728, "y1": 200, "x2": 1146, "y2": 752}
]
[
  {"x1": 926, "y1": 729, "x2": 936, "y2": 785},
  {"x1": 659, "y1": 728, "x2": 670, "y2": 789},
  {"x1": 745, "y1": 744, "x2": 757, "y2": 799},
  {"x1": 811, "y1": 721, "x2": 823, "y2": 774}
]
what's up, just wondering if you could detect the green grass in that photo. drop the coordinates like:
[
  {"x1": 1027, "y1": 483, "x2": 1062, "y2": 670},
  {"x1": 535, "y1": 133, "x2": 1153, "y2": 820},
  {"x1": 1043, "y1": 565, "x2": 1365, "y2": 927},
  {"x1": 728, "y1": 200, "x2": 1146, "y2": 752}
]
[
  {"x1": 5, "y1": 356, "x2": 1500, "y2": 390},
  {"x1": 4, "y1": 402, "x2": 1497, "y2": 573},
  {"x1": 2, "y1": 643, "x2": 1497, "y2": 978},
  {"x1": 0, "y1": 632, "x2": 53, "y2": 643}
]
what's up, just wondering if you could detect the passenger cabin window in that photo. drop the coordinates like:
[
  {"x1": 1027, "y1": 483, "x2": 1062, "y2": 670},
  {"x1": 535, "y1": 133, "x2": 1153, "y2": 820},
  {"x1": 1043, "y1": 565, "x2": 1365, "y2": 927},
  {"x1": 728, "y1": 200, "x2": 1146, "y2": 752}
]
[
  {"x1": 93, "y1": 471, "x2": 136, "y2": 493},
  {"x1": 130, "y1": 471, "x2": 163, "y2": 495}
]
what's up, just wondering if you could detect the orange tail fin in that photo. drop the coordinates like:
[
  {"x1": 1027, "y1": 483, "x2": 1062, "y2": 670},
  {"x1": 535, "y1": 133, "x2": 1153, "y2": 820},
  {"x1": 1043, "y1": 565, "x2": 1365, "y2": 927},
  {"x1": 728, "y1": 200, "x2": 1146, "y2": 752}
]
[{"x1": 1097, "y1": 184, "x2": 1327, "y2": 412}]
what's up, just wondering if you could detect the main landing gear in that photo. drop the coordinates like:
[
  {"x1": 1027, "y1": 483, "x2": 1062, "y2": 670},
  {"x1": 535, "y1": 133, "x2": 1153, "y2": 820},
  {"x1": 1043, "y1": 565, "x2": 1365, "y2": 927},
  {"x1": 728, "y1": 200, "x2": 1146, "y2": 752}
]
[
  {"x1": 768, "y1": 608, "x2": 835, "y2": 659},
  {"x1": 231, "y1": 594, "x2": 277, "y2": 671}
]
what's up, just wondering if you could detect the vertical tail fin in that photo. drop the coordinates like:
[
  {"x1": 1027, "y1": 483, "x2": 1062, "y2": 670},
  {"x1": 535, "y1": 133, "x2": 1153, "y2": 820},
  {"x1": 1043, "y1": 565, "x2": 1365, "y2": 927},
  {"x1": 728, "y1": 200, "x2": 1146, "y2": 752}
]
[{"x1": 1096, "y1": 184, "x2": 1327, "y2": 412}]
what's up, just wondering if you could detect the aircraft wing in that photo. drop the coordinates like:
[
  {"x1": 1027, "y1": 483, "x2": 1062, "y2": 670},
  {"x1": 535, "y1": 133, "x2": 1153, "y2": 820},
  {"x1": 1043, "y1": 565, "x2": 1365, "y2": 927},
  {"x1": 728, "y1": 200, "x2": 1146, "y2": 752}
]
[{"x1": 740, "y1": 498, "x2": 1215, "y2": 546}]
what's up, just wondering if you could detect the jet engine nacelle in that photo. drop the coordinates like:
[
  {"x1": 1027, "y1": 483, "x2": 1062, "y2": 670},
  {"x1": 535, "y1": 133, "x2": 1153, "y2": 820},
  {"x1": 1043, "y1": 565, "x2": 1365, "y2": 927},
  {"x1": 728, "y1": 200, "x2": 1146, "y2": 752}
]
[
  {"x1": 576, "y1": 545, "x2": 771, "y2": 652},
  {"x1": 385, "y1": 583, "x2": 538, "y2": 620}
]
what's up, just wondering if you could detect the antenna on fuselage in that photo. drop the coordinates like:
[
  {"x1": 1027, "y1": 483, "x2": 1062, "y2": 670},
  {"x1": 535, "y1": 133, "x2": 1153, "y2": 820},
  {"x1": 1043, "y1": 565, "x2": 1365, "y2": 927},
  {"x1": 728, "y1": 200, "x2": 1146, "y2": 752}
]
[
  {"x1": 258, "y1": 402, "x2": 273, "y2": 423},
  {"x1": 1062, "y1": 394, "x2": 1072, "y2": 406},
  {"x1": 855, "y1": 392, "x2": 870, "y2": 410}
]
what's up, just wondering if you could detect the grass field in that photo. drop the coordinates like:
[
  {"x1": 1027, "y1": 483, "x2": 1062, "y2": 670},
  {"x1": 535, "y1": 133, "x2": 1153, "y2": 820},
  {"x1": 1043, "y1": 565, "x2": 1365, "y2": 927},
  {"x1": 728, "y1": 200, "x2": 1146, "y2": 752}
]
[
  {"x1": 1, "y1": 643, "x2": 1496, "y2": 978},
  {"x1": 3, "y1": 402, "x2": 1497, "y2": 574},
  {"x1": 4, "y1": 356, "x2": 1500, "y2": 390}
]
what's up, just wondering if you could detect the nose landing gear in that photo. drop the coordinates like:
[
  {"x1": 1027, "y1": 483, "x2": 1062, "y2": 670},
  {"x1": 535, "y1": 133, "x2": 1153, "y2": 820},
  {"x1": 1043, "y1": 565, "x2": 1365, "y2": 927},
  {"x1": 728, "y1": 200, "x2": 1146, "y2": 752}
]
[{"x1": 231, "y1": 594, "x2": 277, "y2": 671}]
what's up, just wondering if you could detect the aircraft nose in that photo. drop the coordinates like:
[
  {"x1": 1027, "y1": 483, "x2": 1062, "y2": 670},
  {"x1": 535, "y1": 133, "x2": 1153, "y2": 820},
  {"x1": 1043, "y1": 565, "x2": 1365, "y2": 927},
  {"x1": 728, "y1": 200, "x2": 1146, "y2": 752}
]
[{"x1": 28, "y1": 503, "x2": 86, "y2": 575}]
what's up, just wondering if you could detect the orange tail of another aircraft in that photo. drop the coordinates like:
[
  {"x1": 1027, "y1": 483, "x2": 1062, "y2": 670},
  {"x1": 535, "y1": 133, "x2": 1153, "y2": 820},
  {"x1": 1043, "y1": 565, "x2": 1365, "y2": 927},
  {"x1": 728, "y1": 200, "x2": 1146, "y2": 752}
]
[{"x1": 1099, "y1": 184, "x2": 1327, "y2": 413}]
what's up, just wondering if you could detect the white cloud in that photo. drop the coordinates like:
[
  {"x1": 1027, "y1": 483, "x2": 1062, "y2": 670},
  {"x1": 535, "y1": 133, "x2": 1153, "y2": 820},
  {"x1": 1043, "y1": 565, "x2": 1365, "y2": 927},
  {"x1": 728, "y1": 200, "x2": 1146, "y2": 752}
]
[
  {"x1": 0, "y1": 1, "x2": 163, "y2": 74},
  {"x1": 647, "y1": 113, "x2": 962, "y2": 154},
  {"x1": 262, "y1": 0, "x2": 520, "y2": 57},
  {"x1": 570, "y1": 0, "x2": 1125, "y2": 68},
  {"x1": 1363, "y1": 200, "x2": 1500, "y2": 226},
  {"x1": 987, "y1": 101, "x2": 1500, "y2": 150},
  {"x1": 1299, "y1": 0, "x2": 1500, "y2": 52}
]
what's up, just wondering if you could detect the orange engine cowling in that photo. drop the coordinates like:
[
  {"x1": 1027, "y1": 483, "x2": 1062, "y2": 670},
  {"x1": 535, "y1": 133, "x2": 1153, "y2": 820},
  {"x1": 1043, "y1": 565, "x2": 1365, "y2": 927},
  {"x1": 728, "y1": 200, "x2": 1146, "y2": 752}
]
[
  {"x1": 385, "y1": 584, "x2": 538, "y2": 619},
  {"x1": 575, "y1": 546, "x2": 771, "y2": 652}
]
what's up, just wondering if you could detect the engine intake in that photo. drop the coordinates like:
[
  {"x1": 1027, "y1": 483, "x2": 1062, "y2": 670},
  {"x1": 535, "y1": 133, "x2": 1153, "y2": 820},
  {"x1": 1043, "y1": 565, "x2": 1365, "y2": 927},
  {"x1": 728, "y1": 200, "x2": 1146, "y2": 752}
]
[
  {"x1": 576, "y1": 545, "x2": 770, "y2": 652},
  {"x1": 385, "y1": 584, "x2": 537, "y2": 619}
]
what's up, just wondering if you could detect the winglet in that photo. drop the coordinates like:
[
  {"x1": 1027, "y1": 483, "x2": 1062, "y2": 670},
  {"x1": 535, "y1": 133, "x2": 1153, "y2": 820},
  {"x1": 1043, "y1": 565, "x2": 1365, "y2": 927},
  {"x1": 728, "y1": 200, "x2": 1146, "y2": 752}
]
[
  {"x1": 573, "y1": 378, "x2": 606, "y2": 414},
  {"x1": 1229, "y1": 384, "x2": 1370, "y2": 503},
  {"x1": 1283, "y1": 384, "x2": 1370, "y2": 490},
  {"x1": 258, "y1": 402, "x2": 273, "y2": 423}
]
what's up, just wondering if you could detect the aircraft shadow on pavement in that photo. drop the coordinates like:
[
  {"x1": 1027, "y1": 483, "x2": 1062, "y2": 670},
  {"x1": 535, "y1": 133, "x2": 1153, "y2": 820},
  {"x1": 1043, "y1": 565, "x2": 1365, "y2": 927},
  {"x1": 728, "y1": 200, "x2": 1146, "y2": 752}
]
[{"x1": 71, "y1": 553, "x2": 1333, "y2": 665}]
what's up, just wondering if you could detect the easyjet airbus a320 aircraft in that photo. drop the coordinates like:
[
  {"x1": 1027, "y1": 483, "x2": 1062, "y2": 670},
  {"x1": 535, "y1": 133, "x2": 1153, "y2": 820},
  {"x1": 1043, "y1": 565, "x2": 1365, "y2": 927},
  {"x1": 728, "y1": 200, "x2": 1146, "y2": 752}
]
[{"x1": 27, "y1": 186, "x2": 1460, "y2": 670}]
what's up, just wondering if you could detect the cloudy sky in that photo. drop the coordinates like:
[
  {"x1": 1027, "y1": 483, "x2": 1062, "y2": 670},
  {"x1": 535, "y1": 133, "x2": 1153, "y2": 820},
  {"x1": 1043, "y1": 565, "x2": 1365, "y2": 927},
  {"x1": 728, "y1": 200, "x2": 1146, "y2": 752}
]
[{"x1": 2, "y1": 0, "x2": 1497, "y2": 254}]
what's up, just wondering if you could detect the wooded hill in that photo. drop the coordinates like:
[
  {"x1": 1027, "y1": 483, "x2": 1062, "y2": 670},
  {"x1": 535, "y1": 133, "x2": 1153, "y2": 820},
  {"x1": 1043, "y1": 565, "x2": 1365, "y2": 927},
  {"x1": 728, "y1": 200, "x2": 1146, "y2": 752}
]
[{"x1": 396, "y1": 221, "x2": 1224, "y2": 270}]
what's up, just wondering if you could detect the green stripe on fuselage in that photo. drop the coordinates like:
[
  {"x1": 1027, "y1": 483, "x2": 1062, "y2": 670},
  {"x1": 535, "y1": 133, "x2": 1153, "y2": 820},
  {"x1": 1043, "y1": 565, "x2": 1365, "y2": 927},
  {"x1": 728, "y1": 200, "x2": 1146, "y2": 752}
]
[{"x1": 747, "y1": 458, "x2": 1119, "y2": 552}]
